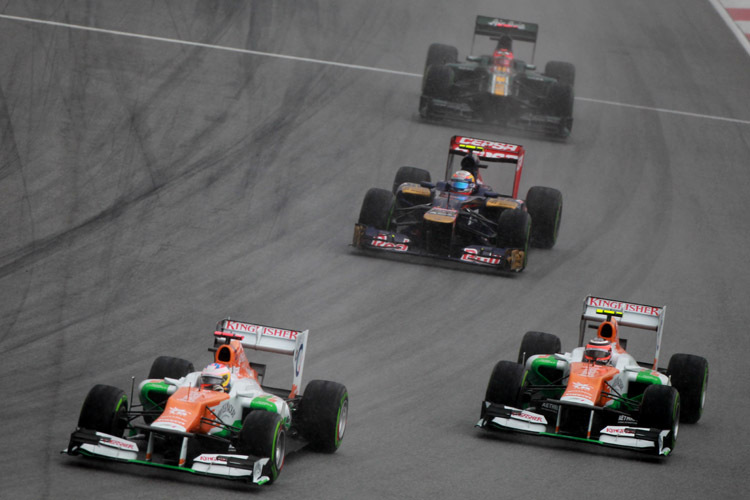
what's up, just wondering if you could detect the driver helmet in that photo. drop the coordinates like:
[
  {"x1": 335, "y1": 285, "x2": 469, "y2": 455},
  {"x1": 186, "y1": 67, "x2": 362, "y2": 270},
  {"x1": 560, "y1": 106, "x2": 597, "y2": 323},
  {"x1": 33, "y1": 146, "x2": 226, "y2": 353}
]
[
  {"x1": 201, "y1": 362, "x2": 231, "y2": 391},
  {"x1": 451, "y1": 170, "x2": 475, "y2": 195},
  {"x1": 583, "y1": 338, "x2": 612, "y2": 365}
]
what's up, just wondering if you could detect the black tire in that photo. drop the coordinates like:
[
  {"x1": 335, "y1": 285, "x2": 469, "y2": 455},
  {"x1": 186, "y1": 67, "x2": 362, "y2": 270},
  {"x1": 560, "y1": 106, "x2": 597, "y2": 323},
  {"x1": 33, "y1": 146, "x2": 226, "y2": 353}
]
[
  {"x1": 546, "y1": 83, "x2": 574, "y2": 119},
  {"x1": 144, "y1": 356, "x2": 195, "y2": 424},
  {"x1": 517, "y1": 331, "x2": 562, "y2": 364},
  {"x1": 668, "y1": 354, "x2": 709, "y2": 424},
  {"x1": 639, "y1": 384, "x2": 680, "y2": 454},
  {"x1": 148, "y1": 355, "x2": 194, "y2": 380},
  {"x1": 392, "y1": 166, "x2": 431, "y2": 194},
  {"x1": 422, "y1": 65, "x2": 454, "y2": 99},
  {"x1": 526, "y1": 186, "x2": 563, "y2": 249},
  {"x1": 544, "y1": 61, "x2": 576, "y2": 86},
  {"x1": 484, "y1": 361, "x2": 526, "y2": 407},
  {"x1": 424, "y1": 43, "x2": 458, "y2": 74},
  {"x1": 78, "y1": 384, "x2": 129, "y2": 437},
  {"x1": 298, "y1": 380, "x2": 349, "y2": 453},
  {"x1": 358, "y1": 188, "x2": 394, "y2": 230},
  {"x1": 496, "y1": 208, "x2": 531, "y2": 252},
  {"x1": 237, "y1": 411, "x2": 286, "y2": 483}
]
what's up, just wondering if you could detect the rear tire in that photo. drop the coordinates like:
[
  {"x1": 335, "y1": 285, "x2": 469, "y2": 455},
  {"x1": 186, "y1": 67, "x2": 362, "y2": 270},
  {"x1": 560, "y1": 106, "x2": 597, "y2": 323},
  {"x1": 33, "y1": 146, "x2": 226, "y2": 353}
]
[
  {"x1": 526, "y1": 187, "x2": 563, "y2": 249},
  {"x1": 484, "y1": 361, "x2": 526, "y2": 408},
  {"x1": 145, "y1": 356, "x2": 194, "y2": 423},
  {"x1": 237, "y1": 411, "x2": 286, "y2": 483},
  {"x1": 78, "y1": 384, "x2": 129, "y2": 437},
  {"x1": 668, "y1": 354, "x2": 709, "y2": 423},
  {"x1": 358, "y1": 188, "x2": 394, "y2": 230},
  {"x1": 424, "y1": 43, "x2": 458, "y2": 74},
  {"x1": 517, "y1": 331, "x2": 562, "y2": 364},
  {"x1": 298, "y1": 380, "x2": 349, "y2": 453},
  {"x1": 392, "y1": 166, "x2": 431, "y2": 194},
  {"x1": 639, "y1": 384, "x2": 680, "y2": 454}
]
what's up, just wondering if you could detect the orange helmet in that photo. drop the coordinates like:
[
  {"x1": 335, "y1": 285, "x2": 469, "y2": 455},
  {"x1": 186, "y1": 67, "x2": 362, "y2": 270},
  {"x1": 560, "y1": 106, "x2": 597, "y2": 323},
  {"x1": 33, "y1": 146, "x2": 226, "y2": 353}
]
[
  {"x1": 451, "y1": 170, "x2": 475, "y2": 195},
  {"x1": 583, "y1": 338, "x2": 612, "y2": 365}
]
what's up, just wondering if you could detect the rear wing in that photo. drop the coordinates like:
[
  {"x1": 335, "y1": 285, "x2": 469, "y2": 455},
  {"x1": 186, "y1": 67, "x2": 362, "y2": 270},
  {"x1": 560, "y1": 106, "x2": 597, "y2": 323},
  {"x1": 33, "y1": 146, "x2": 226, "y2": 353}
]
[
  {"x1": 214, "y1": 318, "x2": 307, "y2": 396},
  {"x1": 578, "y1": 296, "x2": 665, "y2": 369},
  {"x1": 472, "y1": 16, "x2": 539, "y2": 61},
  {"x1": 446, "y1": 135, "x2": 525, "y2": 198}
]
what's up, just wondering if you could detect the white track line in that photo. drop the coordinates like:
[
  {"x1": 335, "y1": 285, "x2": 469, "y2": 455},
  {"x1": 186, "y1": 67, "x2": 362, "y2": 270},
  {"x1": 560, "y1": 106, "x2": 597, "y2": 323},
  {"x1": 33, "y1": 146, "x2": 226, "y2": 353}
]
[{"x1": 2, "y1": 13, "x2": 749, "y2": 126}]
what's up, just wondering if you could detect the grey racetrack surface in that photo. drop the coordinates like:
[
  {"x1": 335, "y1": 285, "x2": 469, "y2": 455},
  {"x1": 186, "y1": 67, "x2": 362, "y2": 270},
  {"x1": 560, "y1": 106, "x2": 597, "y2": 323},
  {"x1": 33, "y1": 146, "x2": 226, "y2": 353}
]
[{"x1": 2, "y1": 1, "x2": 750, "y2": 498}]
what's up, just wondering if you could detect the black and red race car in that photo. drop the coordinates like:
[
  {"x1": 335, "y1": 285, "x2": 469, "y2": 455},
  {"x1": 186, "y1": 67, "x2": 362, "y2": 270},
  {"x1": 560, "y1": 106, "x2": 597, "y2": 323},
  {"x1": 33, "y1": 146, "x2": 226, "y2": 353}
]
[
  {"x1": 419, "y1": 16, "x2": 575, "y2": 138},
  {"x1": 352, "y1": 135, "x2": 562, "y2": 273}
]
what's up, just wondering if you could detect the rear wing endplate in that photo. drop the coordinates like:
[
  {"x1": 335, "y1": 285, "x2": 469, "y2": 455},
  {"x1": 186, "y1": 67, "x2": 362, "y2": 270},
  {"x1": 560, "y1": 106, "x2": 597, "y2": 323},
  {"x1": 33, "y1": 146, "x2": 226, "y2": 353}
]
[
  {"x1": 578, "y1": 296, "x2": 665, "y2": 369},
  {"x1": 446, "y1": 135, "x2": 525, "y2": 198},
  {"x1": 214, "y1": 318, "x2": 307, "y2": 396}
]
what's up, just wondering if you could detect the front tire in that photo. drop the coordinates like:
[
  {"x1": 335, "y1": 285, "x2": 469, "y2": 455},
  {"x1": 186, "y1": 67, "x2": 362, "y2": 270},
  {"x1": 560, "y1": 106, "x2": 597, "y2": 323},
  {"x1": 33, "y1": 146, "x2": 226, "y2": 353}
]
[
  {"x1": 78, "y1": 384, "x2": 129, "y2": 437},
  {"x1": 496, "y1": 209, "x2": 531, "y2": 255},
  {"x1": 639, "y1": 384, "x2": 680, "y2": 454},
  {"x1": 544, "y1": 61, "x2": 576, "y2": 86},
  {"x1": 358, "y1": 188, "x2": 394, "y2": 230},
  {"x1": 526, "y1": 186, "x2": 563, "y2": 249},
  {"x1": 237, "y1": 411, "x2": 286, "y2": 483},
  {"x1": 424, "y1": 43, "x2": 458, "y2": 74},
  {"x1": 485, "y1": 361, "x2": 526, "y2": 408},
  {"x1": 298, "y1": 380, "x2": 349, "y2": 453},
  {"x1": 668, "y1": 354, "x2": 709, "y2": 423}
]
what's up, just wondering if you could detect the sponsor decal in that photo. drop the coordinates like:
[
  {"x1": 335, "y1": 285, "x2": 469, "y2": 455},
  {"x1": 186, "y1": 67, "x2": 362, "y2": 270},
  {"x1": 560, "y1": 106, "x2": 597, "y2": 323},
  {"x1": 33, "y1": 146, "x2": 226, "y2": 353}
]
[
  {"x1": 587, "y1": 298, "x2": 661, "y2": 317},
  {"x1": 461, "y1": 247, "x2": 501, "y2": 265},
  {"x1": 457, "y1": 137, "x2": 519, "y2": 152},
  {"x1": 101, "y1": 437, "x2": 136, "y2": 450},
  {"x1": 603, "y1": 426, "x2": 635, "y2": 436},
  {"x1": 573, "y1": 381, "x2": 592, "y2": 391},
  {"x1": 197, "y1": 455, "x2": 228, "y2": 463},
  {"x1": 169, "y1": 407, "x2": 188, "y2": 417},
  {"x1": 511, "y1": 410, "x2": 546, "y2": 424},
  {"x1": 371, "y1": 234, "x2": 409, "y2": 252},
  {"x1": 488, "y1": 19, "x2": 525, "y2": 30},
  {"x1": 224, "y1": 321, "x2": 299, "y2": 340}
]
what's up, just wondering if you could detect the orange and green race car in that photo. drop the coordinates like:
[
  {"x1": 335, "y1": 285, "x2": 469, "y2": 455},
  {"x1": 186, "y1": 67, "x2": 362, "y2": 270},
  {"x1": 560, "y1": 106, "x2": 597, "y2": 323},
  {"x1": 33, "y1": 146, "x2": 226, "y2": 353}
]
[
  {"x1": 477, "y1": 296, "x2": 708, "y2": 456},
  {"x1": 63, "y1": 319, "x2": 348, "y2": 485}
]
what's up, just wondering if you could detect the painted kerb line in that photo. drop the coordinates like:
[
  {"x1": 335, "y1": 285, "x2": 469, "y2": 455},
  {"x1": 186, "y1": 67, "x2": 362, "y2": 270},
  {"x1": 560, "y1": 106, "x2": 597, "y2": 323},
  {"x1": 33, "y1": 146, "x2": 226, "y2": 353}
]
[{"x1": 2, "y1": 13, "x2": 749, "y2": 126}]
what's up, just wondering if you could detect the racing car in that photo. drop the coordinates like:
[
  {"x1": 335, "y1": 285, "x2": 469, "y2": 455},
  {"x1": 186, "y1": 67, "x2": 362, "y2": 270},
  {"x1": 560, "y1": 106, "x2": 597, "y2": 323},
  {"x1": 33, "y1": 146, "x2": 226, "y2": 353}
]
[
  {"x1": 63, "y1": 319, "x2": 348, "y2": 485},
  {"x1": 477, "y1": 296, "x2": 709, "y2": 456},
  {"x1": 419, "y1": 16, "x2": 575, "y2": 138},
  {"x1": 352, "y1": 135, "x2": 563, "y2": 273}
]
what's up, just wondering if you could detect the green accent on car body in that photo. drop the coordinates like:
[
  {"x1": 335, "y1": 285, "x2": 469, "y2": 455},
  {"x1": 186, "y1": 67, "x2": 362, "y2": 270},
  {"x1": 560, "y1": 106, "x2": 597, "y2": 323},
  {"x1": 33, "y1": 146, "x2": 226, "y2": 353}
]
[
  {"x1": 636, "y1": 371, "x2": 664, "y2": 385},
  {"x1": 250, "y1": 395, "x2": 279, "y2": 412},
  {"x1": 214, "y1": 419, "x2": 242, "y2": 438}
]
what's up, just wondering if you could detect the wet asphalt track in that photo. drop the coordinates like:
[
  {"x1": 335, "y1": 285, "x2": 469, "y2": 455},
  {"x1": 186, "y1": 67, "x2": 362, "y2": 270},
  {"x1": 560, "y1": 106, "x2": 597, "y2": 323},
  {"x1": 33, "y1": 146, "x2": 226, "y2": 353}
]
[{"x1": 1, "y1": 1, "x2": 750, "y2": 498}]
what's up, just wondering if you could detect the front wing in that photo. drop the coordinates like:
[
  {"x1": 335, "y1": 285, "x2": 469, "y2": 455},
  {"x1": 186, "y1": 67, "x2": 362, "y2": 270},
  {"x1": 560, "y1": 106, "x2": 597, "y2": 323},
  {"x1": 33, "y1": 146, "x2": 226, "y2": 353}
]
[
  {"x1": 477, "y1": 401, "x2": 673, "y2": 456},
  {"x1": 63, "y1": 428, "x2": 273, "y2": 485},
  {"x1": 353, "y1": 224, "x2": 525, "y2": 272},
  {"x1": 420, "y1": 94, "x2": 569, "y2": 137}
]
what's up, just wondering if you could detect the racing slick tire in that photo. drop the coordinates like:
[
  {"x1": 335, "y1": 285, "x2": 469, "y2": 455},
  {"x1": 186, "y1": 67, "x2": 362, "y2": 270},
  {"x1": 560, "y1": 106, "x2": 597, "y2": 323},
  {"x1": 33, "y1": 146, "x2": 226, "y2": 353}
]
[
  {"x1": 358, "y1": 188, "x2": 394, "y2": 230},
  {"x1": 526, "y1": 186, "x2": 563, "y2": 249},
  {"x1": 639, "y1": 384, "x2": 680, "y2": 454},
  {"x1": 544, "y1": 83, "x2": 574, "y2": 137},
  {"x1": 517, "y1": 331, "x2": 562, "y2": 364},
  {"x1": 484, "y1": 361, "x2": 526, "y2": 412},
  {"x1": 496, "y1": 208, "x2": 531, "y2": 253},
  {"x1": 422, "y1": 65, "x2": 454, "y2": 100},
  {"x1": 668, "y1": 354, "x2": 709, "y2": 424},
  {"x1": 237, "y1": 411, "x2": 286, "y2": 483},
  {"x1": 298, "y1": 380, "x2": 349, "y2": 453},
  {"x1": 544, "y1": 61, "x2": 576, "y2": 86},
  {"x1": 424, "y1": 43, "x2": 458, "y2": 74},
  {"x1": 144, "y1": 356, "x2": 195, "y2": 423},
  {"x1": 392, "y1": 166, "x2": 432, "y2": 194},
  {"x1": 78, "y1": 384, "x2": 129, "y2": 437}
]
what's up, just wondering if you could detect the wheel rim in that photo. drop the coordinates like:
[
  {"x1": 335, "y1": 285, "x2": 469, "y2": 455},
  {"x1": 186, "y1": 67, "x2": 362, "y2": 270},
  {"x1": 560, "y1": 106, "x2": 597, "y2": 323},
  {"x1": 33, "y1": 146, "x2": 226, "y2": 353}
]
[
  {"x1": 337, "y1": 399, "x2": 349, "y2": 442},
  {"x1": 274, "y1": 429, "x2": 286, "y2": 470}
]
